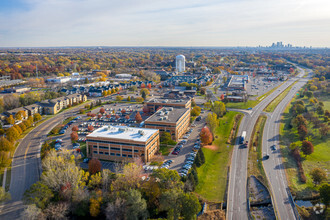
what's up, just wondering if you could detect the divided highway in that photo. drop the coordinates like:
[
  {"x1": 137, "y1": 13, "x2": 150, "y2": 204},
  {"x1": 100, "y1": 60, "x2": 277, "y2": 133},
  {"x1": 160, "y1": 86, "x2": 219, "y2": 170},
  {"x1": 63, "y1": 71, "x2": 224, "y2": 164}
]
[
  {"x1": 262, "y1": 69, "x2": 312, "y2": 220},
  {"x1": 226, "y1": 68, "x2": 307, "y2": 220}
]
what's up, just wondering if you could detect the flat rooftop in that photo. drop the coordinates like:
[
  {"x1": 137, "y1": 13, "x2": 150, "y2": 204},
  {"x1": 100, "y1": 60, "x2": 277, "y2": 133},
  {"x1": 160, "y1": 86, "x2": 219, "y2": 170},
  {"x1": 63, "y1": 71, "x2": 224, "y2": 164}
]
[
  {"x1": 147, "y1": 98, "x2": 189, "y2": 105},
  {"x1": 86, "y1": 126, "x2": 158, "y2": 142},
  {"x1": 145, "y1": 107, "x2": 189, "y2": 124}
]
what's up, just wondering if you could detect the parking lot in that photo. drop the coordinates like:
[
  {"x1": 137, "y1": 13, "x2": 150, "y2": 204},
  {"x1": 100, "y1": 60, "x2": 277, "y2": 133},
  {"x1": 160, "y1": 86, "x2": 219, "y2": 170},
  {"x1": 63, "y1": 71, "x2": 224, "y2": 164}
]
[
  {"x1": 161, "y1": 111, "x2": 208, "y2": 176},
  {"x1": 49, "y1": 102, "x2": 145, "y2": 153}
]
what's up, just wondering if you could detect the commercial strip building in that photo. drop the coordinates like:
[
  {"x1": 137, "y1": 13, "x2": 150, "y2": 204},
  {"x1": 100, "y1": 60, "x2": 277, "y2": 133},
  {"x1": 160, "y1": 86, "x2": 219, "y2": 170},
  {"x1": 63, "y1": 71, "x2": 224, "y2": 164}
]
[
  {"x1": 146, "y1": 98, "x2": 191, "y2": 114},
  {"x1": 86, "y1": 126, "x2": 159, "y2": 162},
  {"x1": 226, "y1": 75, "x2": 249, "y2": 91},
  {"x1": 144, "y1": 107, "x2": 190, "y2": 142}
]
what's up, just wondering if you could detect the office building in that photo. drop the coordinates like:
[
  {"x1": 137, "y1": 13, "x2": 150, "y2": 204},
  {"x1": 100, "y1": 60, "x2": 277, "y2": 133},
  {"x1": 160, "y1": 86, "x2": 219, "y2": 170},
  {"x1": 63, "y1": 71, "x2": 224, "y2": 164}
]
[
  {"x1": 144, "y1": 107, "x2": 190, "y2": 141},
  {"x1": 146, "y1": 98, "x2": 191, "y2": 114},
  {"x1": 86, "y1": 126, "x2": 159, "y2": 162}
]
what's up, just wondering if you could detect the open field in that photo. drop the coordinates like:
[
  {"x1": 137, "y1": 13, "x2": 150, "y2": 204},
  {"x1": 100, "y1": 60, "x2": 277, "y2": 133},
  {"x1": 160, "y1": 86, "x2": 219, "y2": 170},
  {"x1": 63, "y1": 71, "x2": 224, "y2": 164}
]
[
  {"x1": 247, "y1": 115, "x2": 268, "y2": 186},
  {"x1": 225, "y1": 100, "x2": 259, "y2": 109},
  {"x1": 279, "y1": 95, "x2": 330, "y2": 199},
  {"x1": 195, "y1": 111, "x2": 243, "y2": 202}
]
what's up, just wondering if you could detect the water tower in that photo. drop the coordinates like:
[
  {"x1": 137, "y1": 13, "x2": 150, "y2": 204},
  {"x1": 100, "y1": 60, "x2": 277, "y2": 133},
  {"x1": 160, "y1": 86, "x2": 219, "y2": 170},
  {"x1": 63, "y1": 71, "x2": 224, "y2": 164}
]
[{"x1": 175, "y1": 55, "x2": 185, "y2": 73}]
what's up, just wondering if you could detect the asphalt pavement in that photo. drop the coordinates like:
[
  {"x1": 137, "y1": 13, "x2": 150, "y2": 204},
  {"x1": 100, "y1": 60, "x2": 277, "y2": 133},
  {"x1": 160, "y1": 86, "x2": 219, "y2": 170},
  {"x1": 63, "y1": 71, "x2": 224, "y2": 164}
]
[
  {"x1": 0, "y1": 106, "x2": 86, "y2": 219},
  {"x1": 226, "y1": 69, "x2": 306, "y2": 220},
  {"x1": 262, "y1": 69, "x2": 312, "y2": 220}
]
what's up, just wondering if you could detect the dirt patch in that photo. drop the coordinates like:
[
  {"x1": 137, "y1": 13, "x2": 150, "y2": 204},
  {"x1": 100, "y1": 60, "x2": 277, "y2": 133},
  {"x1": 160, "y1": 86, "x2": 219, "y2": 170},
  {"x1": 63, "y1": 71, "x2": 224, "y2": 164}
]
[
  {"x1": 249, "y1": 176, "x2": 271, "y2": 204},
  {"x1": 204, "y1": 145, "x2": 218, "y2": 151},
  {"x1": 198, "y1": 210, "x2": 225, "y2": 220}
]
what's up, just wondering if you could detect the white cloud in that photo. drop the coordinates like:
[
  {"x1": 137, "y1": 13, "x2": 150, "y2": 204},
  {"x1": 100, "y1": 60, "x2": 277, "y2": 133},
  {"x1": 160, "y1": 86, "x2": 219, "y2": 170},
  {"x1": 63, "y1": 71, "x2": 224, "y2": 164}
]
[{"x1": 0, "y1": 0, "x2": 329, "y2": 46}]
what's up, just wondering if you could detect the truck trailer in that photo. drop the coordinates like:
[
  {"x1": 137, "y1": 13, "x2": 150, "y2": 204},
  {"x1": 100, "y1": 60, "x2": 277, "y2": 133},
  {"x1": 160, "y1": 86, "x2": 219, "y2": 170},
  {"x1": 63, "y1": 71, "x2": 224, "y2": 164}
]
[{"x1": 240, "y1": 131, "x2": 246, "y2": 144}]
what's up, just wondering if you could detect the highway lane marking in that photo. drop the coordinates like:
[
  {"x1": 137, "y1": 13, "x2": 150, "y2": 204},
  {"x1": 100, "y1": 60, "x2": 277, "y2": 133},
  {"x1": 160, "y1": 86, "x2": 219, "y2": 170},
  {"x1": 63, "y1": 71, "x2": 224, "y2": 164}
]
[{"x1": 24, "y1": 143, "x2": 31, "y2": 159}]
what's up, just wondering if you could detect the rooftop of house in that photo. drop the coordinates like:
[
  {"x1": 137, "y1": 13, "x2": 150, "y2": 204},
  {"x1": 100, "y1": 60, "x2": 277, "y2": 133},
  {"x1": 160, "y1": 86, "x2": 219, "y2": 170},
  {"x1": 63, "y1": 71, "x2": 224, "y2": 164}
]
[{"x1": 86, "y1": 125, "x2": 158, "y2": 143}]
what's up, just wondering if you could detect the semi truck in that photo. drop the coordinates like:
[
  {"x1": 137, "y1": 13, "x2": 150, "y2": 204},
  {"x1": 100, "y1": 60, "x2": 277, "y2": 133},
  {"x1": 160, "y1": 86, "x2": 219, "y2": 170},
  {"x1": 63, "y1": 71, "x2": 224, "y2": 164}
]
[{"x1": 240, "y1": 131, "x2": 246, "y2": 144}]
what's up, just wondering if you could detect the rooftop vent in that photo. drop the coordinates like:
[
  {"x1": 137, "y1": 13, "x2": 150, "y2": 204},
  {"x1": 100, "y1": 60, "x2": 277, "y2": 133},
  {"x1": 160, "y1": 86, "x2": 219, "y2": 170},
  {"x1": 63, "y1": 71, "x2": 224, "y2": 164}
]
[
  {"x1": 118, "y1": 128, "x2": 126, "y2": 132},
  {"x1": 138, "y1": 130, "x2": 145, "y2": 136}
]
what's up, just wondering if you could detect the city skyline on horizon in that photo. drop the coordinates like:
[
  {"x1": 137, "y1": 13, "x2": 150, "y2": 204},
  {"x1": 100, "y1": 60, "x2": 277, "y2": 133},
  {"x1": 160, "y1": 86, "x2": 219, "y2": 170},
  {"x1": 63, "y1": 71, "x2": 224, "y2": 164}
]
[{"x1": 1, "y1": 0, "x2": 330, "y2": 47}]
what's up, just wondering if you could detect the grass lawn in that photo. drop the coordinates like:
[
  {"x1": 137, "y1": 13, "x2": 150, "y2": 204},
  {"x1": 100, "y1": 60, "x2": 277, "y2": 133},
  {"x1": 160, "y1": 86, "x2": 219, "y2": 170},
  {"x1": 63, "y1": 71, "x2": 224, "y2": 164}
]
[
  {"x1": 264, "y1": 82, "x2": 296, "y2": 112},
  {"x1": 159, "y1": 145, "x2": 172, "y2": 156},
  {"x1": 225, "y1": 100, "x2": 259, "y2": 109},
  {"x1": 279, "y1": 93, "x2": 330, "y2": 199},
  {"x1": 195, "y1": 111, "x2": 243, "y2": 202},
  {"x1": 247, "y1": 115, "x2": 268, "y2": 186}
]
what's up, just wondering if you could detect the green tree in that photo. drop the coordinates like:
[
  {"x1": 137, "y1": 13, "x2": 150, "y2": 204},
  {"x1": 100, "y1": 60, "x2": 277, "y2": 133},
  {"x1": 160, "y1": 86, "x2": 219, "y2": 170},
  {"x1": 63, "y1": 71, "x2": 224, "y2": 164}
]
[
  {"x1": 23, "y1": 182, "x2": 54, "y2": 210},
  {"x1": 159, "y1": 189, "x2": 181, "y2": 219},
  {"x1": 310, "y1": 168, "x2": 327, "y2": 185},
  {"x1": 319, "y1": 183, "x2": 330, "y2": 206},
  {"x1": 129, "y1": 85, "x2": 138, "y2": 92},
  {"x1": 127, "y1": 96, "x2": 131, "y2": 102},
  {"x1": 206, "y1": 112, "x2": 218, "y2": 134},
  {"x1": 212, "y1": 101, "x2": 226, "y2": 117},
  {"x1": 125, "y1": 189, "x2": 148, "y2": 220},
  {"x1": 180, "y1": 192, "x2": 201, "y2": 220},
  {"x1": 179, "y1": 82, "x2": 190, "y2": 87},
  {"x1": 115, "y1": 96, "x2": 123, "y2": 101},
  {"x1": 160, "y1": 132, "x2": 172, "y2": 144}
]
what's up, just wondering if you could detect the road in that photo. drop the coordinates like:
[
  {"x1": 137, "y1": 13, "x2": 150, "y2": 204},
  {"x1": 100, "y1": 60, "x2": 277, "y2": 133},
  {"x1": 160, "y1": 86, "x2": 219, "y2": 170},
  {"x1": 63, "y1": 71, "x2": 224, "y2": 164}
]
[
  {"x1": 262, "y1": 69, "x2": 312, "y2": 220},
  {"x1": 226, "y1": 69, "x2": 307, "y2": 220},
  {"x1": 0, "y1": 106, "x2": 85, "y2": 219}
]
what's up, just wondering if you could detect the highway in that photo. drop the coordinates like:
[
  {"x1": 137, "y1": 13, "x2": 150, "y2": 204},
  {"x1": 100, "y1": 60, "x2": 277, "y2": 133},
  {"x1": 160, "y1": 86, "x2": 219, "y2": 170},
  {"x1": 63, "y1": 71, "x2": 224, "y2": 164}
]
[
  {"x1": 0, "y1": 106, "x2": 84, "y2": 219},
  {"x1": 262, "y1": 69, "x2": 312, "y2": 220},
  {"x1": 226, "y1": 68, "x2": 307, "y2": 220}
]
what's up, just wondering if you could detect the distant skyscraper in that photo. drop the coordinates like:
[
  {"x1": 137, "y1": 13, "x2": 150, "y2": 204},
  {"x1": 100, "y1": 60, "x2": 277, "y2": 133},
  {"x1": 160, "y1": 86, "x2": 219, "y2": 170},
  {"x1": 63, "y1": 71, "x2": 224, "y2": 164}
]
[{"x1": 176, "y1": 55, "x2": 185, "y2": 73}]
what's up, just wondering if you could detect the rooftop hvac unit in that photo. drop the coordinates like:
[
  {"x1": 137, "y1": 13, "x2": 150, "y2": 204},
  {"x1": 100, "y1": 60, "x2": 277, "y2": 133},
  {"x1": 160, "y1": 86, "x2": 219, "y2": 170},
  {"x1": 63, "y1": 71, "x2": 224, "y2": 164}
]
[
  {"x1": 163, "y1": 116, "x2": 168, "y2": 120},
  {"x1": 169, "y1": 107, "x2": 173, "y2": 111},
  {"x1": 138, "y1": 130, "x2": 145, "y2": 136},
  {"x1": 118, "y1": 128, "x2": 126, "y2": 132}
]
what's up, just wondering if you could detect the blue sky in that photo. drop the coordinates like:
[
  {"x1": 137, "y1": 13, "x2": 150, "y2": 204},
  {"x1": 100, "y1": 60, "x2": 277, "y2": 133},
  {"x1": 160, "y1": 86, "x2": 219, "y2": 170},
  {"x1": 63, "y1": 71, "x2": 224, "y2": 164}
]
[{"x1": 0, "y1": 0, "x2": 329, "y2": 47}]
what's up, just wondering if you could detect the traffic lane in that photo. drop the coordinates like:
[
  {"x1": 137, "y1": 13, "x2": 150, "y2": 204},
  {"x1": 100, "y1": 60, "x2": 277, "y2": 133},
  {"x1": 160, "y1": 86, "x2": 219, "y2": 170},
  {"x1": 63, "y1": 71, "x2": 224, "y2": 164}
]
[
  {"x1": 227, "y1": 116, "x2": 249, "y2": 220},
  {"x1": 262, "y1": 79, "x2": 307, "y2": 219},
  {"x1": 263, "y1": 119, "x2": 294, "y2": 220},
  {"x1": 0, "y1": 104, "x2": 88, "y2": 219}
]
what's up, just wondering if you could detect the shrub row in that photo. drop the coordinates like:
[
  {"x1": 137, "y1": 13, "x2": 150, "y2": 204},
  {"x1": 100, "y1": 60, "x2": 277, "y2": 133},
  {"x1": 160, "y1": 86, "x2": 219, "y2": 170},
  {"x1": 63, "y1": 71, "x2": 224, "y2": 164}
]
[{"x1": 291, "y1": 148, "x2": 306, "y2": 183}]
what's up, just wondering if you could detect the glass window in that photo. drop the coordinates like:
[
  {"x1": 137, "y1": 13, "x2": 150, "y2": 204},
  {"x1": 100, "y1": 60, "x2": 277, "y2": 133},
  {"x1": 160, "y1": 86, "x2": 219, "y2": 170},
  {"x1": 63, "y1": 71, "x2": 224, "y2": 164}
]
[
  {"x1": 116, "y1": 153, "x2": 121, "y2": 157},
  {"x1": 110, "y1": 153, "x2": 115, "y2": 156},
  {"x1": 93, "y1": 151, "x2": 97, "y2": 154}
]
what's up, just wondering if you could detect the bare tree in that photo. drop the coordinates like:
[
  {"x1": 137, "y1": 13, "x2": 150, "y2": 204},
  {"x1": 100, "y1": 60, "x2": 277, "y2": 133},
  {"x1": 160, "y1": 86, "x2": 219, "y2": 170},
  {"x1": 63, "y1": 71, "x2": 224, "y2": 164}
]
[
  {"x1": 22, "y1": 204, "x2": 45, "y2": 220},
  {"x1": 43, "y1": 202, "x2": 70, "y2": 220},
  {"x1": 105, "y1": 197, "x2": 126, "y2": 220}
]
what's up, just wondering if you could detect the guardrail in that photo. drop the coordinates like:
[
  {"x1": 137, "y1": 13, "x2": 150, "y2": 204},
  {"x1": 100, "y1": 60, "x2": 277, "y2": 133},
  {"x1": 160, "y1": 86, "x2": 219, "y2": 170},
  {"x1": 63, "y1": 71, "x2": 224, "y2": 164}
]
[
  {"x1": 286, "y1": 187, "x2": 301, "y2": 220},
  {"x1": 247, "y1": 176, "x2": 253, "y2": 220}
]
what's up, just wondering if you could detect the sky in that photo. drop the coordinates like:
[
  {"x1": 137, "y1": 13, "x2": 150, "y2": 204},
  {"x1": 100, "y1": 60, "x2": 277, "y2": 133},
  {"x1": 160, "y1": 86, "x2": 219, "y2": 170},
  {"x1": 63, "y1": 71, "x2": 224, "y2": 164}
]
[{"x1": 0, "y1": 0, "x2": 330, "y2": 47}]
